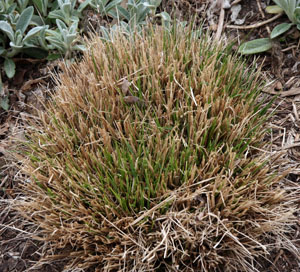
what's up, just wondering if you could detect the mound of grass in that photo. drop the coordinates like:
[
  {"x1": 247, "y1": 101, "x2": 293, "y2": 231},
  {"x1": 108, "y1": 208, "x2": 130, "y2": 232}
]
[{"x1": 18, "y1": 25, "x2": 298, "y2": 271}]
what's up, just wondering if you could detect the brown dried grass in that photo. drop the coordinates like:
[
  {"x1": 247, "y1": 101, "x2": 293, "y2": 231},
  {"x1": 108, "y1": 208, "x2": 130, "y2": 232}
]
[{"x1": 15, "y1": 25, "x2": 299, "y2": 271}]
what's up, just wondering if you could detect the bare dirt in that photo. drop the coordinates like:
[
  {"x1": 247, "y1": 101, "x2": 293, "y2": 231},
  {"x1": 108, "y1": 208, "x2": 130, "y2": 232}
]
[{"x1": 0, "y1": 0, "x2": 299, "y2": 271}]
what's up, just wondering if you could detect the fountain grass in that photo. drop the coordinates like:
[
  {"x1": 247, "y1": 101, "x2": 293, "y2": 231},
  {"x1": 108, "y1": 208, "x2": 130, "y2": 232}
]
[{"x1": 17, "y1": 24, "x2": 298, "y2": 271}]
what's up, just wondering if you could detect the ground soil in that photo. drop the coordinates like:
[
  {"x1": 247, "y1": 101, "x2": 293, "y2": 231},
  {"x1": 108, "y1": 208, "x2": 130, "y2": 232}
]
[{"x1": 0, "y1": 0, "x2": 299, "y2": 271}]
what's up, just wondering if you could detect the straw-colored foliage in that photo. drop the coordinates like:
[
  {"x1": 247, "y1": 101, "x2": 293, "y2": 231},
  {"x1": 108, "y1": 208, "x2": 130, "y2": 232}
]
[{"x1": 18, "y1": 25, "x2": 298, "y2": 271}]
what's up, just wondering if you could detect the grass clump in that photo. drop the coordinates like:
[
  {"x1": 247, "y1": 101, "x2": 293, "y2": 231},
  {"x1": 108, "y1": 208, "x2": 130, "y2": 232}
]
[{"x1": 17, "y1": 25, "x2": 298, "y2": 271}]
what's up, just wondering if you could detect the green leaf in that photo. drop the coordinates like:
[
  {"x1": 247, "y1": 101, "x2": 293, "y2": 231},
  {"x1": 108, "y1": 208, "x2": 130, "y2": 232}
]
[
  {"x1": 151, "y1": 0, "x2": 162, "y2": 8},
  {"x1": 272, "y1": 0, "x2": 291, "y2": 12},
  {"x1": 265, "y1": 5, "x2": 284, "y2": 14},
  {"x1": 238, "y1": 38, "x2": 273, "y2": 54},
  {"x1": 46, "y1": 37, "x2": 65, "y2": 51},
  {"x1": 46, "y1": 29, "x2": 61, "y2": 38},
  {"x1": 47, "y1": 53, "x2": 61, "y2": 60},
  {"x1": 7, "y1": 3, "x2": 18, "y2": 15},
  {"x1": 0, "y1": 21, "x2": 14, "y2": 41},
  {"x1": 4, "y1": 58, "x2": 16, "y2": 78},
  {"x1": 0, "y1": 34, "x2": 5, "y2": 44},
  {"x1": 48, "y1": 10, "x2": 66, "y2": 22},
  {"x1": 32, "y1": 0, "x2": 43, "y2": 14},
  {"x1": 69, "y1": 21, "x2": 78, "y2": 34},
  {"x1": 62, "y1": 2, "x2": 71, "y2": 17},
  {"x1": 31, "y1": 14, "x2": 45, "y2": 26},
  {"x1": 143, "y1": 2, "x2": 156, "y2": 9},
  {"x1": 0, "y1": 95, "x2": 9, "y2": 111},
  {"x1": 46, "y1": 34, "x2": 66, "y2": 51},
  {"x1": 105, "y1": 0, "x2": 122, "y2": 13},
  {"x1": 0, "y1": 77, "x2": 2, "y2": 94},
  {"x1": 23, "y1": 47, "x2": 48, "y2": 58},
  {"x1": 295, "y1": 7, "x2": 300, "y2": 23},
  {"x1": 114, "y1": 6, "x2": 130, "y2": 20},
  {"x1": 17, "y1": 0, "x2": 30, "y2": 12},
  {"x1": 157, "y1": 11, "x2": 171, "y2": 22},
  {"x1": 14, "y1": 30, "x2": 23, "y2": 46},
  {"x1": 272, "y1": 0, "x2": 297, "y2": 23},
  {"x1": 136, "y1": 6, "x2": 149, "y2": 23},
  {"x1": 9, "y1": 41, "x2": 23, "y2": 49},
  {"x1": 78, "y1": 0, "x2": 91, "y2": 13},
  {"x1": 16, "y1": 6, "x2": 34, "y2": 35},
  {"x1": 56, "y1": 19, "x2": 68, "y2": 33},
  {"x1": 66, "y1": 33, "x2": 77, "y2": 45},
  {"x1": 23, "y1": 26, "x2": 45, "y2": 43},
  {"x1": 72, "y1": 44, "x2": 85, "y2": 51},
  {"x1": 69, "y1": 15, "x2": 79, "y2": 24},
  {"x1": 270, "y1": 23, "x2": 293, "y2": 39}
]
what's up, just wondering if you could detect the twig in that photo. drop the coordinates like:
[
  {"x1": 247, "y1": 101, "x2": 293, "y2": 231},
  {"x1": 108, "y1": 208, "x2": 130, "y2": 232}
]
[
  {"x1": 282, "y1": 45, "x2": 297, "y2": 52},
  {"x1": 231, "y1": 0, "x2": 242, "y2": 5},
  {"x1": 256, "y1": 0, "x2": 271, "y2": 34},
  {"x1": 281, "y1": 88, "x2": 300, "y2": 97},
  {"x1": 256, "y1": 0, "x2": 265, "y2": 18},
  {"x1": 226, "y1": 13, "x2": 283, "y2": 29},
  {"x1": 0, "y1": 223, "x2": 33, "y2": 235},
  {"x1": 281, "y1": 142, "x2": 300, "y2": 150},
  {"x1": 127, "y1": 195, "x2": 176, "y2": 228},
  {"x1": 190, "y1": 87, "x2": 197, "y2": 106},
  {"x1": 261, "y1": 88, "x2": 279, "y2": 95},
  {"x1": 293, "y1": 102, "x2": 299, "y2": 121},
  {"x1": 98, "y1": 212, "x2": 146, "y2": 250},
  {"x1": 215, "y1": 0, "x2": 225, "y2": 41},
  {"x1": 142, "y1": 224, "x2": 170, "y2": 262}
]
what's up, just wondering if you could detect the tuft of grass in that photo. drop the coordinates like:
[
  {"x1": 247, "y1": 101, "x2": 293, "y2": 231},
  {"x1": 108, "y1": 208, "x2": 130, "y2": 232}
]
[{"x1": 16, "y1": 24, "x2": 298, "y2": 271}]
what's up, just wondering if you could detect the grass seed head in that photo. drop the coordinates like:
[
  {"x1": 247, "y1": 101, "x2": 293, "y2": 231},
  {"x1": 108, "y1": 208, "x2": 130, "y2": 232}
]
[{"x1": 17, "y1": 24, "x2": 298, "y2": 271}]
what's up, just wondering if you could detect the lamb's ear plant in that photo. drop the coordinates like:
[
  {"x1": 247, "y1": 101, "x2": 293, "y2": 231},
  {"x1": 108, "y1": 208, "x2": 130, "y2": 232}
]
[
  {"x1": 15, "y1": 23, "x2": 299, "y2": 271},
  {"x1": 239, "y1": 0, "x2": 300, "y2": 54},
  {"x1": 46, "y1": 19, "x2": 85, "y2": 59},
  {"x1": 16, "y1": 0, "x2": 30, "y2": 13},
  {"x1": 0, "y1": 6, "x2": 46, "y2": 78},
  {"x1": 0, "y1": 0, "x2": 90, "y2": 80},
  {"x1": 88, "y1": 0, "x2": 122, "y2": 15},
  {"x1": 31, "y1": 0, "x2": 49, "y2": 17},
  {"x1": 100, "y1": 0, "x2": 172, "y2": 38},
  {"x1": 0, "y1": 0, "x2": 17, "y2": 20},
  {"x1": 110, "y1": 0, "x2": 165, "y2": 29},
  {"x1": 48, "y1": 0, "x2": 90, "y2": 26}
]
